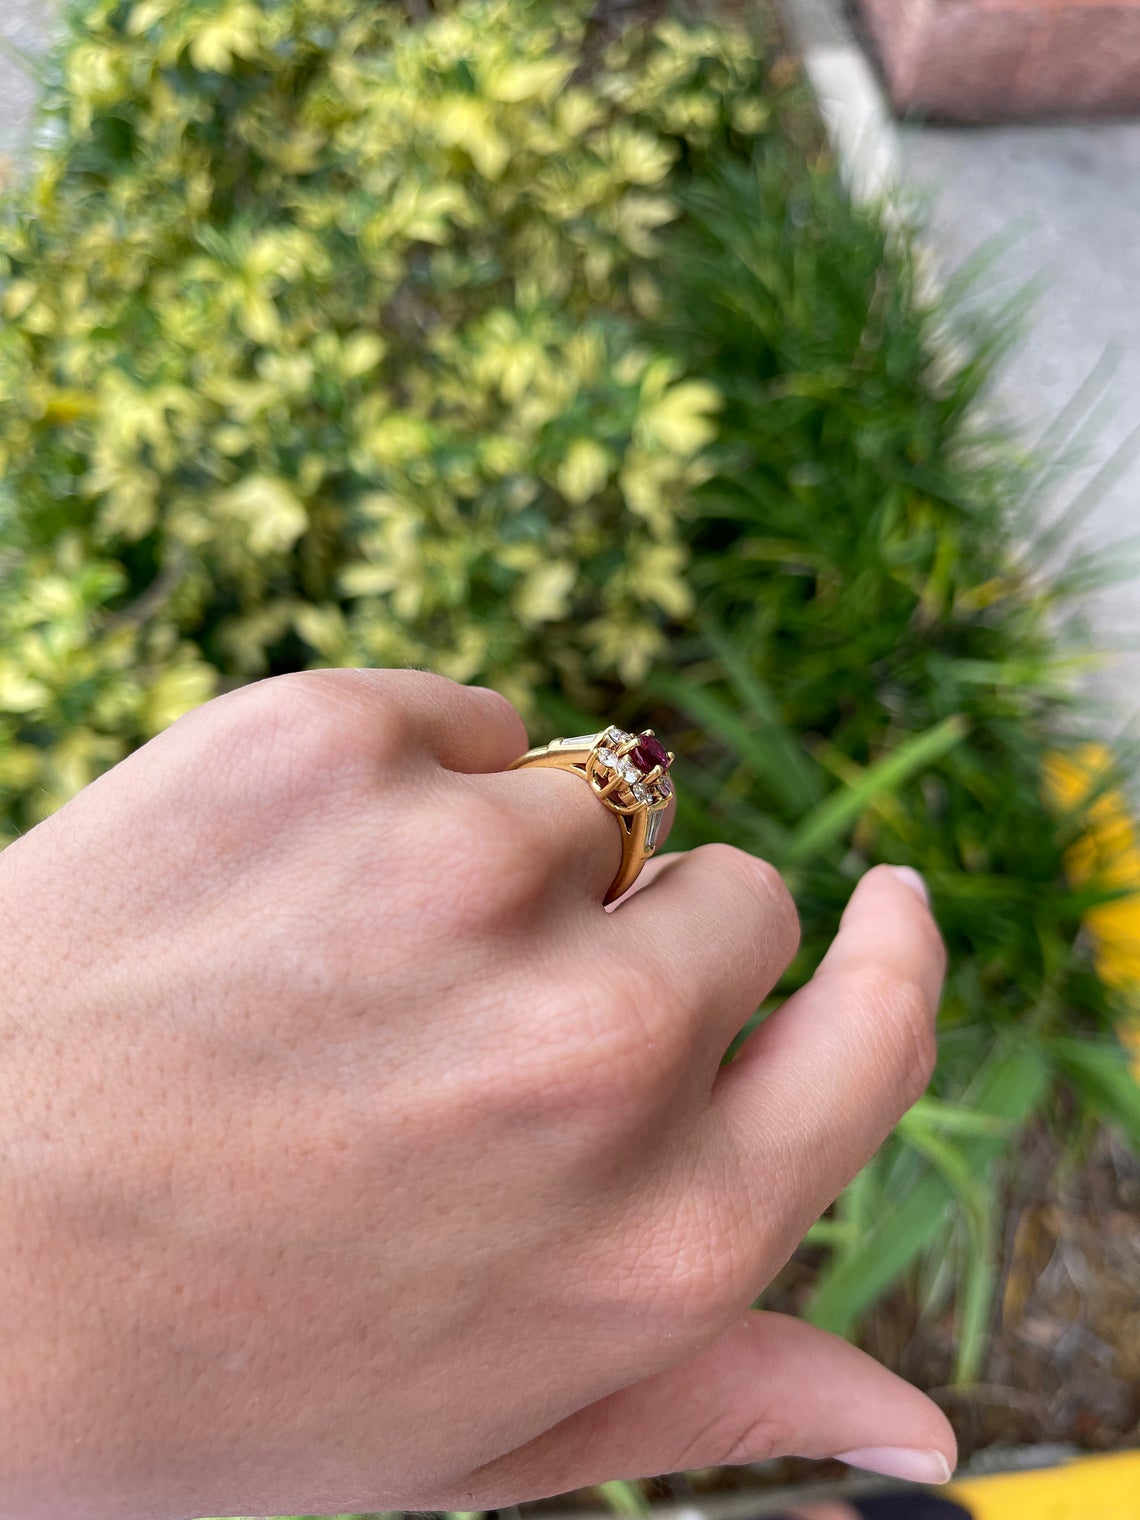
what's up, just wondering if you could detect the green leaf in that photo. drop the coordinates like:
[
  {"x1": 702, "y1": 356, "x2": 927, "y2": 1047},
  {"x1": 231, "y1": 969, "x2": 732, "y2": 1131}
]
[
  {"x1": 644, "y1": 667, "x2": 813, "y2": 819},
  {"x1": 694, "y1": 606, "x2": 824, "y2": 811},
  {"x1": 954, "y1": 1204, "x2": 998, "y2": 1386},
  {"x1": 1046, "y1": 1035, "x2": 1140, "y2": 1151},
  {"x1": 802, "y1": 1217, "x2": 857, "y2": 1246},
  {"x1": 902, "y1": 1095, "x2": 1013, "y2": 1139},
  {"x1": 783, "y1": 716, "x2": 969, "y2": 863},
  {"x1": 897, "y1": 1120, "x2": 991, "y2": 1208},
  {"x1": 893, "y1": 1116, "x2": 998, "y2": 1384},
  {"x1": 596, "y1": 1481, "x2": 651, "y2": 1517},
  {"x1": 835, "y1": 1161, "x2": 881, "y2": 1238},
  {"x1": 806, "y1": 1039, "x2": 1049, "y2": 1336}
]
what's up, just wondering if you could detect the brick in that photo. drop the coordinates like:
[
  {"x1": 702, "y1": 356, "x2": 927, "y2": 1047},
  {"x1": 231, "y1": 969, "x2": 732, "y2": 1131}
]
[{"x1": 856, "y1": 0, "x2": 1140, "y2": 120}]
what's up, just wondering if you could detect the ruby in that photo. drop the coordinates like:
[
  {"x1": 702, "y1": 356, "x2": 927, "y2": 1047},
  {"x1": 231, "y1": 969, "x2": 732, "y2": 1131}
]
[{"x1": 630, "y1": 732, "x2": 670, "y2": 774}]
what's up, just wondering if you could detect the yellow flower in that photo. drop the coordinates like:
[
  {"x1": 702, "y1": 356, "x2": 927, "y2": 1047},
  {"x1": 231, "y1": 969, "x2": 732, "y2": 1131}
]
[{"x1": 1044, "y1": 744, "x2": 1140, "y2": 1076}]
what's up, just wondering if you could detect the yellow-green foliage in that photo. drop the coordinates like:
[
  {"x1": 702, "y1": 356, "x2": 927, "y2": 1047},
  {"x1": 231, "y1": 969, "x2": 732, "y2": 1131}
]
[{"x1": 0, "y1": 0, "x2": 768, "y2": 837}]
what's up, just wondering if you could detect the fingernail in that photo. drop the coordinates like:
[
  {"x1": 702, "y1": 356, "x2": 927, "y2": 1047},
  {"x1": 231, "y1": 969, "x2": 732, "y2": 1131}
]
[
  {"x1": 887, "y1": 866, "x2": 930, "y2": 906},
  {"x1": 835, "y1": 1447, "x2": 952, "y2": 1485}
]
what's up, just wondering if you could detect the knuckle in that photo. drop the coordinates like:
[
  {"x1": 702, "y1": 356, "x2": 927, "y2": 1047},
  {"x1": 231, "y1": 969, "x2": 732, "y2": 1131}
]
[
  {"x1": 898, "y1": 1002, "x2": 939, "y2": 1103},
  {"x1": 633, "y1": 1186, "x2": 761, "y2": 1333},
  {"x1": 518, "y1": 963, "x2": 691, "y2": 1148},
  {"x1": 203, "y1": 673, "x2": 393, "y2": 801},
  {"x1": 669, "y1": 1240, "x2": 753, "y2": 1330},
  {"x1": 573, "y1": 958, "x2": 690, "y2": 1103},
  {"x1": 678, "y1": 1405, "x2": 792, "y2": 1470},
  {"x1": 696, "y1": 843, "x2": 801, "y2": 964},
  {"x1": 429, "y1": 796, "x2": 539, "y2": 933}
]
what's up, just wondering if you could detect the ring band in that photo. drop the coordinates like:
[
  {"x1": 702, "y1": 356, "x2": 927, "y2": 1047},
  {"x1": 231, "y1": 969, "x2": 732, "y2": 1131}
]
[{"x1": 509, "y1": 726, "x2": 675, "y2": 905}]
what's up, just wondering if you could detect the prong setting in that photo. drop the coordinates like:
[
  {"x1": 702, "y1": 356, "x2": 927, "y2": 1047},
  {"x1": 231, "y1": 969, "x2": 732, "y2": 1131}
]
[
  {"x1": 585, "y1": 727, "x2": 674, "y2": 819},
  {"x1": 513, "y1": 723, "x2": 679, "y2": 903}
]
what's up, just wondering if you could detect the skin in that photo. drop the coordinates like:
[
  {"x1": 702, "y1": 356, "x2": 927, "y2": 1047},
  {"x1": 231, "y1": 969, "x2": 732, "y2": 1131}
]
[{"x1": 0, "y1": 668, "x2": 954, "y2": 1520}]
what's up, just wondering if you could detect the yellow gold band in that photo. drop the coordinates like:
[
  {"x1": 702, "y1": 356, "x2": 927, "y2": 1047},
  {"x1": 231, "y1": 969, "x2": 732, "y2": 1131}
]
[{"x1": 509, "y1": 726, "x2": 675, "y2": 906}]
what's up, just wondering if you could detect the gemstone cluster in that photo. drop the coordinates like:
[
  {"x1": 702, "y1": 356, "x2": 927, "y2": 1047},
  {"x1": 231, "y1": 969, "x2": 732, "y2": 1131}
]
[
  {"x1": 553, "y1": 727, "x2": 673, "y2": 851},
  {"x1": 594, "y1": 726, "x2": 674, "y2": 806}
]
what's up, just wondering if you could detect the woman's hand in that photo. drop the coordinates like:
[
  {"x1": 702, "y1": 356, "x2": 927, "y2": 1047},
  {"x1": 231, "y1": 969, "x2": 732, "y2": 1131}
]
[{"x1": 0, "y1": 668, "x2": 953, "y2": 1520}]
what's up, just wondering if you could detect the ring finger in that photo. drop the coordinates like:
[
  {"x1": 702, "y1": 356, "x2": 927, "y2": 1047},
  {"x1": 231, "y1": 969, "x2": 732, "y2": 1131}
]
[{"x1": 489, "y1": 748, "x2": 680, "y2": 910}]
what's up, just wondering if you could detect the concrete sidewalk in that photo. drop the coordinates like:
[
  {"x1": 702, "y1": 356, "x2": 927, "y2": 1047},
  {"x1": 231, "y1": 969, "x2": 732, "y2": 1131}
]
[
  {"x1": 900, "y1": 120, "x2": 1140, "y2": 732},
  {"x1": 783, "y1": 0, "x2": 1140, "y2": 740},
  {"x1": 0, "y1": 0, "x2": 49, "y2": 164}
]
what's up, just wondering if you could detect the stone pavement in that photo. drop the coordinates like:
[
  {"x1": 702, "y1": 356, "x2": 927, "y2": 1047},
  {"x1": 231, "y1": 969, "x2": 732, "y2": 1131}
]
[
  {"x1": 0, "y1": 0, "x2": 50, "y2": 164},
  {"x1": 779, "y1": 0, "x2": 1140, "y2": 743},
  {"x1": 899, "y1": 121, "x2": 1140, "y2": 734}
]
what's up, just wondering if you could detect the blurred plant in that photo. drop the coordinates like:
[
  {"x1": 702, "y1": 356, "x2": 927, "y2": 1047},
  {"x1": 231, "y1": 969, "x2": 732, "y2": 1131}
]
[
  {"x1": 617, "y1": 152, "x2": 1140, "y2": 1384},
  {"x1": 0, "y1": 0, "x2": 752, "y2": 832},
  {"x1": 1045, "y1": 743, "x2": 1140, "y2": 1072},
  {"x1": 1, "y1": 0, "x2": 1137, "y2": 1449}
]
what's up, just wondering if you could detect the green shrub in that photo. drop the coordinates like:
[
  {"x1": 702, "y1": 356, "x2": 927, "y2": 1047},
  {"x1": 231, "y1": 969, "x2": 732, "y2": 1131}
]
[
  {"x1": 0, "y1": 0, "x2": 761, "y2": 829},
  {"x1": 2, "y1": 0, "x2": 1138, "y2": 1426},
  {"x1": 640, "y1": 157, "x2": 1140, "y2": 1365}
]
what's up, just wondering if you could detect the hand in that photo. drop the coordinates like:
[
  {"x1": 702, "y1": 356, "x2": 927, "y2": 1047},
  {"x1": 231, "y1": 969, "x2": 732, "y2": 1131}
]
[{"x1": 0, "y1": 669, "x2": 953, "y2": 1520}]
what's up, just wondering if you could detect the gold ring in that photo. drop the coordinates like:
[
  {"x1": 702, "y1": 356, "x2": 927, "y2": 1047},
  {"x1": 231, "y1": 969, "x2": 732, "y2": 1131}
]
[{"x1": 509, "y1": 726, "x2": 675, "y2": 905}]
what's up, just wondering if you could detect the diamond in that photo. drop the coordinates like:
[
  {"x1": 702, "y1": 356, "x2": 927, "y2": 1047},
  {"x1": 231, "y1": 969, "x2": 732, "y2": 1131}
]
[
  {"x1": 630, "y1": 732, "x2": 671, "y2": 774},
  {"x1": 562, "y1": 734, "x2": 598, "y2": 748},
  {"x1": 597, "y1": 747, "x2": 617, "y2": 767},
  {"x1": 619, "y1": 761, "x2": 639, "y2": 782},
  {"x1": 659, "y1": 776, "x2": 673, "y2": 798},
  {"x1": 632, "y1": 784, "x2": 651, "y2": 804},
  {"x1": 607, "y1": 727, "x2": 634, "y2": 745},
  {"x1": 644, "y1": 810, "x2": 664, "y2": 850}
]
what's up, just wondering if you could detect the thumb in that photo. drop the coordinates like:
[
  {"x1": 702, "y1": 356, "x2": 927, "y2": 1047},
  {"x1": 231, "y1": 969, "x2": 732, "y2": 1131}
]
[{"x1": 448, "y1": 1312, "x2": 956, "y2": 1509}]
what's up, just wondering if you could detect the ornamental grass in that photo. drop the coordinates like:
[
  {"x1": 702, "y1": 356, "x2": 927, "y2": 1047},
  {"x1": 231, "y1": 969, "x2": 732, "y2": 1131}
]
[{"x1": 1, "y1": 0, "x2": 1138, "y2": 1478}]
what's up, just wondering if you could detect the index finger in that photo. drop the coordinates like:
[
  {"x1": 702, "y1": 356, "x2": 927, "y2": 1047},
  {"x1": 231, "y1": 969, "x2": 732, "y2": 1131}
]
[{"x1": 704, "y1": 864, "x2": 947, "y2": 1252}]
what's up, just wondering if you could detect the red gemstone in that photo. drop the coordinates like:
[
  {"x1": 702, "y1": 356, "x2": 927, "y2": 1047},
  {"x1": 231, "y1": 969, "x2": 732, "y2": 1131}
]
[{"x1": 630, "y1": 733, "x2": 670, "y2": 774}]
